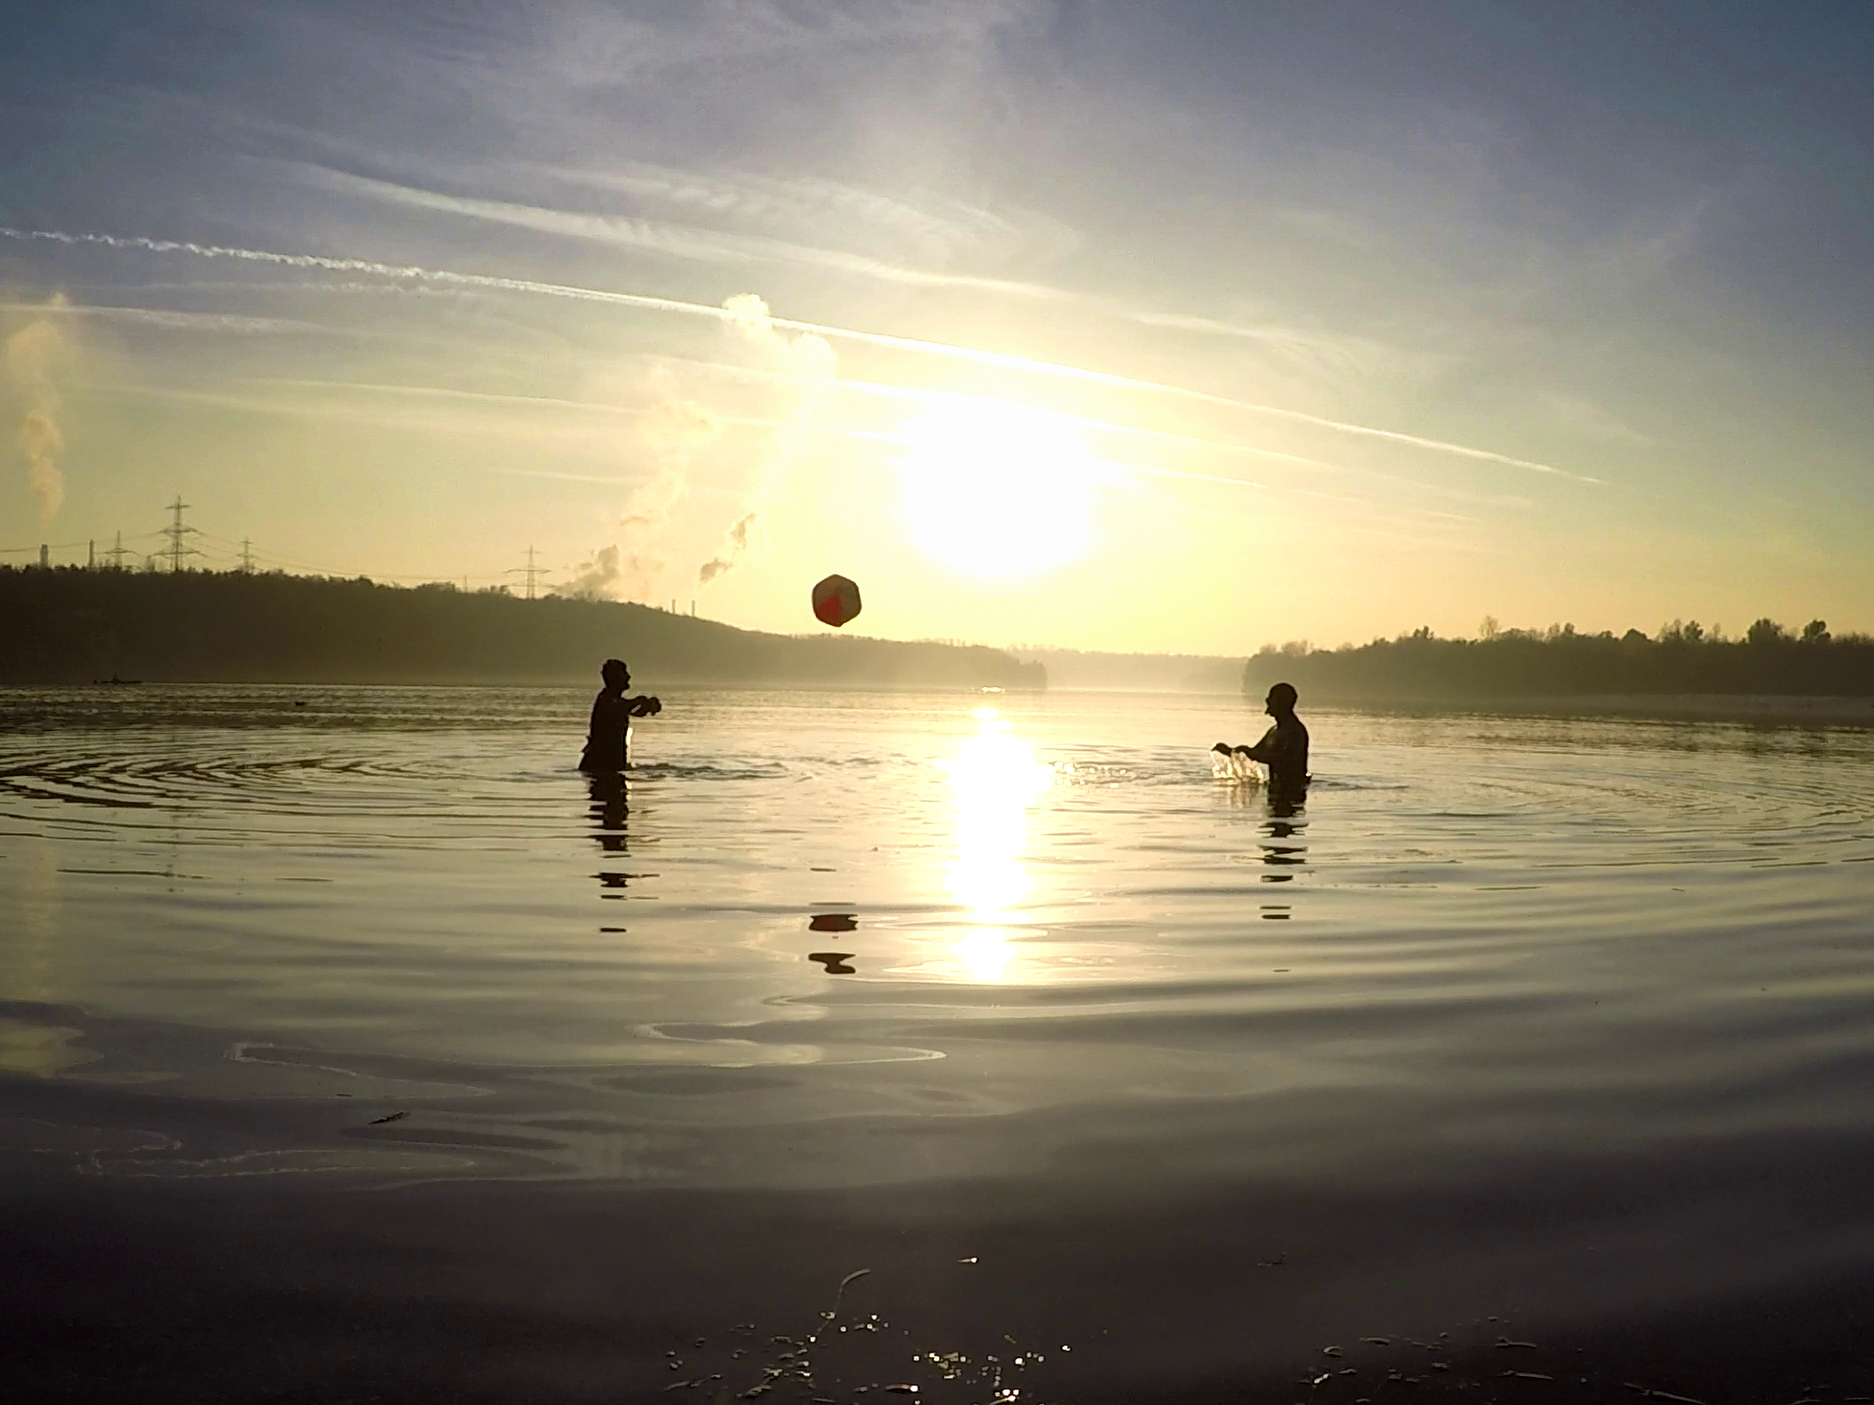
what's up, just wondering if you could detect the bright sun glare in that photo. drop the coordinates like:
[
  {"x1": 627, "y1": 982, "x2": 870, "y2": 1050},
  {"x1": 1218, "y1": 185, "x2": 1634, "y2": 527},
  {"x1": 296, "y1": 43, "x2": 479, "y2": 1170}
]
[
  {"x1": 938, "y1": 707, "x2": 1054, "y2": 983},
  {"x1": 898, "y1": 401, "x2": 1103, "y2": 578}
]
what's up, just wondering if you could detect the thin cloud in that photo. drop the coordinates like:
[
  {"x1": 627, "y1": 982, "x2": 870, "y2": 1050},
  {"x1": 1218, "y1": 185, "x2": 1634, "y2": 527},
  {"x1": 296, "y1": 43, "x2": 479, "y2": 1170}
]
[
  {"x1": 0, "y1": 301, "x2": 353, "y2": 337},
  {"x1": 1, "y1": 226, "x2": 1594, "y2": 483},
  {"x1": 312, "y1": 163, "x2": 1438, "y2": 388},
  {"x1": 305, "y1": 166, "x2": 1066, "y2": 298},
  {"x1": 1131, "y1": 310, "x2": 1458, "y2": 389},
  {"x1": 1535, "y1": 392, "x2": 1655, "y2": 448},
  {"x1": 254, "y1": 378, "x2": 639, "y2": 417},
  {"x1": 85, "y1": 380, "x2": 639, "y2": 453},
  {"x1": 543, "y1": 159, "x2": 1074, "y2": 266},
  {"x1": 538, "y1": 0, "x2": 1046, "y2": 87},
  {"x1": 487, "y1": 467, "x2": 637, "y2": 486}
]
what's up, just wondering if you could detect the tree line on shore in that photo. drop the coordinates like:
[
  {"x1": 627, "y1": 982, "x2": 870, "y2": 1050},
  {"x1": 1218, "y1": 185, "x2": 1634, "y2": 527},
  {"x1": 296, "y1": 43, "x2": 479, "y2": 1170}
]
[
  {"x1": 1242, "y1": 618, "x2": 1874, "y2": 700},
  {"x1": 0, "y1": 567, "x2": 1045, "y2": 689}
]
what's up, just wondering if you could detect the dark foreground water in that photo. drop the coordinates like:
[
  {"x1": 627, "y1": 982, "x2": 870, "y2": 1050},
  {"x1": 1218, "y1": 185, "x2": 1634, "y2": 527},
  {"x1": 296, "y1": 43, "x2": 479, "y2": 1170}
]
[{"x1": 3, "y1": 685, "x2": 1873, "y2": 1403}]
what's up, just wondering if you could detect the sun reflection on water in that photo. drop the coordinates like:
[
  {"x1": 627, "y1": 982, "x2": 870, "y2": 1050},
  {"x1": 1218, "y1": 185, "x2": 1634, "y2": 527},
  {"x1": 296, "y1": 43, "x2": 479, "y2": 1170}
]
[{"x1": 937, "y1": 707, "x2": 1053, "y2": 982}]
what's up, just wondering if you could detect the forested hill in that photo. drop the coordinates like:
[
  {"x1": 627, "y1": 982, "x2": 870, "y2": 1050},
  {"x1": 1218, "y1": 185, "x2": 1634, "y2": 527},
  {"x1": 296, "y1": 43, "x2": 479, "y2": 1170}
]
[
  {"x1": 0, "y1": 567, "x2": 1045, "y2": 689},
  {"x1": 1242, "y1": 621, "x2": 1874, "y2": 702}
]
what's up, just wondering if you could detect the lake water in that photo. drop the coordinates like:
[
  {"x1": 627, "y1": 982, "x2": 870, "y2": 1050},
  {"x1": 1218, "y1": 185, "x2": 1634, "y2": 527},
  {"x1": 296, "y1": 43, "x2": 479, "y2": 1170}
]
[{"x1": 3, "y1": 685, "x2": 1873, "y2": 1403}]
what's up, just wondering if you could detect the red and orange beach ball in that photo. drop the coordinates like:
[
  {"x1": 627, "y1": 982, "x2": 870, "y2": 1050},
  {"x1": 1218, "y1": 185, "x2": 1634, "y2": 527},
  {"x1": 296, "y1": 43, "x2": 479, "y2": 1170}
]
[{"x1": 811, "y1": 574, "x2": 862, "y2": 628}]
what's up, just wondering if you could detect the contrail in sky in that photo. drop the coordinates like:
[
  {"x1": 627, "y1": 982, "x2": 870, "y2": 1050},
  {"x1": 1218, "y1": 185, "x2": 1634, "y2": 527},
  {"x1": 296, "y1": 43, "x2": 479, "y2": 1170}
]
[{"x1": 0, "y1": 226, "x2": 1593, "y2": 483}]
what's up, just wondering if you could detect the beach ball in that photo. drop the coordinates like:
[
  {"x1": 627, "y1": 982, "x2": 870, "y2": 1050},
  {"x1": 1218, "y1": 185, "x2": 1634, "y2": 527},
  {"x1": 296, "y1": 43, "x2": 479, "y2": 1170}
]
[{"x1": 812, "y1": 574, "x2": 862, "y2": 628}]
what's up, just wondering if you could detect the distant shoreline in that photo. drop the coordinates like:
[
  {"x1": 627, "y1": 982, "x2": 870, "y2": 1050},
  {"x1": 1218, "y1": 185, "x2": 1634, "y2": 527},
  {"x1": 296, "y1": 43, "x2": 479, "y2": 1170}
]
[
  {"x1": 1314, "y1": 692, "x2": 1874, "y2": 727},
  {"x1": 0, "y1": 567, "x2": 1044, "y2": 692},
  {"x1": 0, "y1": 677, "x2": 1034, "y2": 693}
]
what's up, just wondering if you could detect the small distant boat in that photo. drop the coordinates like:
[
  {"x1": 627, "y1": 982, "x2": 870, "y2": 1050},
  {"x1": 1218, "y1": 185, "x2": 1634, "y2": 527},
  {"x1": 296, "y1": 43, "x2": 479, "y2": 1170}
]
[{"x1": 91, "y1": 674, "x2": 142, "y2": 686}]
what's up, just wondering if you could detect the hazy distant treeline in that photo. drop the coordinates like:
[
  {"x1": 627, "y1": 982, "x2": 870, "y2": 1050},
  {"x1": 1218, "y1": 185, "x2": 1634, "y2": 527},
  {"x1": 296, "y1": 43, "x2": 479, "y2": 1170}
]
[
  {"x1": 1243, "y1": 619, "x2": 1874, "y2": 700},
  {"x1": 0, "y1": 568, "x2": 1045, "y2": 689},
  {"x1": 1015, "y1": 648, "x2": 1241, "y2": 693}
]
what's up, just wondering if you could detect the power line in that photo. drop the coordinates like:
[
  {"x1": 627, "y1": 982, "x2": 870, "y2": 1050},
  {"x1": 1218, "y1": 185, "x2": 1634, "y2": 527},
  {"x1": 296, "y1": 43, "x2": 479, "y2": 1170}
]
[
  {"x1": 20, "y1": 513, "x2": 541, "y2": 591},
  {"x1": 206, "y1": 536, "x2": 509, "y2": 586},
  {"x1": 162, "y1": 496, "x2": 201, "y2": 573},
  {"x1": 0, "y1": 534, "x2": 147, "y2": 555},
  {"x1": 505, "y1": 544, "x2": 548, "y2": 600}
]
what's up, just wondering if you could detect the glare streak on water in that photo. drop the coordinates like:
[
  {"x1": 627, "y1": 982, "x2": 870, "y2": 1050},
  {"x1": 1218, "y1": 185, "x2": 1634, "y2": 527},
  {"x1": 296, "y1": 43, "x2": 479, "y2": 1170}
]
[{"x1": 0, "y1": 683, "x2": 1871, "y2": 1202}]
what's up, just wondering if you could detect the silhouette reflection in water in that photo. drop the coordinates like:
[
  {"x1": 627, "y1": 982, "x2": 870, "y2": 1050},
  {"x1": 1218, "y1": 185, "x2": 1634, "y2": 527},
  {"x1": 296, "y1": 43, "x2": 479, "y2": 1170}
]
[
  {"x1": 587, "y1": 770, "x2": 628, "y2": 849},
  {"x1": 586, "y1": 770, "x2": 634, "y2": 906},
  {"x1": 1260, "y1": 801, "x2": 1308, "y2": 886},
  {"x1": 808, "y1": 911, "x2": 858, "y2": 970}
]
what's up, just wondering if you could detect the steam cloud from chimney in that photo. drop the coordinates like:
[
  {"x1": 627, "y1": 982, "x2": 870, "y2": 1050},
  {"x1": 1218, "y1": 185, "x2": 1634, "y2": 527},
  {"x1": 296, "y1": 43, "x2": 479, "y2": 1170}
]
[
  {"x1": 4, "y1": 294, "x2": 72, "y2": 526},
  {"x1": 698, "y1": 293, "x2": 837, "y2": 586},
  {"x1": 562, "y1": 544, "x2": 621, "y2": 600},
  {"x1": 563, "y1": 373, "x2": 722, "y2": 601},
  {"x1": 619, "y1": 392, "x2": 720, "y2": 595}
]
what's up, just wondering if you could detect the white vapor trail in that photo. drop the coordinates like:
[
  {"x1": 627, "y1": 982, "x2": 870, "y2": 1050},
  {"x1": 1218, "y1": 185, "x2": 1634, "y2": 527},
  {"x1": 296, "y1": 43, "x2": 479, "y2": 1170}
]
[
  {"x1": 312, "y1": 168, "x2": 1064, "y2": 299},
  {"x1": 0, "y1": 226, "x2": 1594, "y2": 483}
]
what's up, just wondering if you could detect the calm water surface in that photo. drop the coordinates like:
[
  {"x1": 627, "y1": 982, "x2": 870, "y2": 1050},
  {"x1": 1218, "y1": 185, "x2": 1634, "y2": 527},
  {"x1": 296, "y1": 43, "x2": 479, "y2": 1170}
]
[{"x1": 3, "y1": 685, "x2": 1873, "y2": 1401}]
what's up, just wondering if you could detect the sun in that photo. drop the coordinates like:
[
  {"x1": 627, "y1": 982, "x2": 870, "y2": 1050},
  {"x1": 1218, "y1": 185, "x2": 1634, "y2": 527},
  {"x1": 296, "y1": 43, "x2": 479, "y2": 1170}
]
[{"x1": 897, "y1": 399, "x2": 1103, "y2": 578}]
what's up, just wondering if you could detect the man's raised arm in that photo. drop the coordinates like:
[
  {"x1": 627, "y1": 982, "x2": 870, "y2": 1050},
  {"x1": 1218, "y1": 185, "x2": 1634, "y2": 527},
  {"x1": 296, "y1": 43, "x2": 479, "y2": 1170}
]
[{"x1": 1240, "y1": 724, "x2": 1279, "y2": 763}]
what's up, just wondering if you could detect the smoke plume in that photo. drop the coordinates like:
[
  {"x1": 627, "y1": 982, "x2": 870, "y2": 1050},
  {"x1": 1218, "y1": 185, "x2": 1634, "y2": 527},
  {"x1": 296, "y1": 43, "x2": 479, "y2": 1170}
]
[
  {"x1": 4, "y1": 295, "x2": 72, "y2": 525},
  {"x1": 615, "y1": 391, "x2": 720, "y2": 597},
  {"x1": 562, "y1": 375, "x2": 721, "y2": 602},
  {"x1": 562, "y1": 544, "x2": 621, "y2": 600},
  {"x1": 698, "y1": 293, "x2": 837, "y2": 585}
]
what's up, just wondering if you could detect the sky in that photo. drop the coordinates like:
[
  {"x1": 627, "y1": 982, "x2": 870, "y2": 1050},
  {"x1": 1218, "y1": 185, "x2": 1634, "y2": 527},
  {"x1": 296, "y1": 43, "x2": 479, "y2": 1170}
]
[{"x1": 1, "y1": 0, "x2": 1871, "y2": 656}]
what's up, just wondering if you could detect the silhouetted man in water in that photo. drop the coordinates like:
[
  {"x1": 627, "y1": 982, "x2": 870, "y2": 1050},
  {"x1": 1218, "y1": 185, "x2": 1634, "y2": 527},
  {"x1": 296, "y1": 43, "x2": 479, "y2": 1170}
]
[
  {"x1": 1240, "y1": 681, "x2": 1309, "y2": 801},
  {"x1": 579, "y1": 659, "x2": 661, "y2": 772}
]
